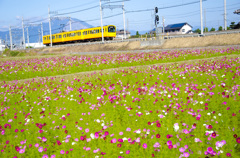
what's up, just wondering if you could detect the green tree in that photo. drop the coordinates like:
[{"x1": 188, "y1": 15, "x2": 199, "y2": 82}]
[
  {"x1": 227, "y1": 27, "x2": 230, "y2": 30},
  {"x1": 194, "y1": 29, "x2": 201, "y2": 34},
  {"x1": 230, "y1": 22, "x2": 236, "y2": 29},
  {"x1": 218, "y1": 26, "x2": 223, "y2": 31},
  {"x1": 210, "y1": 27, "x2": 215, "y2": 32},
  {"x1": 204, "y1": 27, "x2": 208, "y2": 32},
  {"x1": 136, "y1": 31, "x2": 140, "y2": 36}
]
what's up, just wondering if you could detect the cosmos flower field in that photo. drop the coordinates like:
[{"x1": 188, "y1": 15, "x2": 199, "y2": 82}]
[{"x1": 0, "y1": 47, "x2": 240, "y2": 158}]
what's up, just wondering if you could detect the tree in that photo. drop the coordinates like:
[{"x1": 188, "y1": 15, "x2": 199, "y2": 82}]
[
  {"x1": 227, "y1": 27, "x2": 230, "y2": 30},
  {"x1": 204, "y1": 27, "x2": 208, "y2": 32},
  {"x1": 136, "y1": 31, "x2": 140, "y2": 36},
  {"x1": 230, "y1": 22, "x2": 236, "y2": 29},
  {"x1": 194, "y1": 29, "x2": 201, "y2": 34},
  {"x1": 218, "y1": 26, "x2": 223, "y2": 31},
  {"x1": 210, "y1": 27, "x2": 215, "y2": 32}
]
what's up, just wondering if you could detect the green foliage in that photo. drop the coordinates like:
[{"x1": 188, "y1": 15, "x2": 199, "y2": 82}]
[
  {"x1": 194, "y1": 29, "x2": 201, "y2": 34},
  {"x1": 10, "y1": 51, "x2": 20, "y2": 57},
  {"x1": 136, "y1": 31, "x2": 140, "y2": 36},
  {"x1": 210, "y1": 27, "x2": 215, "y2": 32},
  {"x1": 218, "y1": 26, "x2": 223, "y2": 31},
  {"x1": 230, "y1": 22, "x2": 236, "y2": 29},
  {"x1": 204, "y1": 27, "x2": 208, "y2": 32}
]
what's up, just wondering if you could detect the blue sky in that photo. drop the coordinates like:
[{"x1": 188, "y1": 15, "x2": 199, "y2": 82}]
[{"x1": 0, "y1": 0, "x2": 239, "y2": 32}]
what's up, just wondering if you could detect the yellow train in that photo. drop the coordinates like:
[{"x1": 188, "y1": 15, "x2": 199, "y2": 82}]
[{"x1": 43, "y1": 25, "x2": 116, "y2": 46}]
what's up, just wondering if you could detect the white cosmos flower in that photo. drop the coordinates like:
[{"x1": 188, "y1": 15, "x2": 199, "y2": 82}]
[
  {"x1": 96, "y1": 119, "x2": 100, "y2": 123},
  {"x1": 218, "y1": 113, "x2": 222, "y2": 116},
  {"x1": 90, "y1": 133, "x2": 95, "y2": 139},
  {"x1": 72, "y1": 142, "x2": 77, "y2": 145}
]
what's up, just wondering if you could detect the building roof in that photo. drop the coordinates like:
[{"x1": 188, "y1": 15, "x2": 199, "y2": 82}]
[{"x1": 165, "y1": 22, "x2": 192, "y2": 31}]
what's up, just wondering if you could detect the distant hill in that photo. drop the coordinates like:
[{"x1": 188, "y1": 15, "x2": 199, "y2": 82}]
[{"x1": 0, "y1": 18, "x2": 93, "y2": 45}]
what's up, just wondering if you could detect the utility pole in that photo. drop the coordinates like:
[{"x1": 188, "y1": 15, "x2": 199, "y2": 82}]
[
  {"x1": 41, "y1": 22, "x2": 44, "y2": 43},
  {"x1": 69, "y1": 17, "x2": 72, "y2": 31},
  {"x1": 200, "y1": 0, "x2": 203, "y2": 35},
  {"x1": 162, "y1": 16, "x2": 165, "y2": 36},
  {"x1": 122, "y1": 0, "x2": 126, "y2": 39},
  {"x1": 48, "y1": 6, "x2": 53, "y2": 47},
  {"x1": 27, "y1": 27, "x2": 29, "y2": 47},
  {"x1": 9, "y1": 26, "x2": 13, "y2": 50},
  {"x1": 99, "y1": 0, "x2": 104, "y2": 43},
  {"x1": 127, "y1": 18, "x2": 129, "y2": 32},
  {"x1": 224, "y1": 0, "x2": 227, "y2": 30},
  {"x1": 5, "y1": 34, "x2": 7, "y2": 46},
  {"x1": 22, "y1": 17, "x2": 26, "y2": 49},
  {"x1": 38, "y1": 29, "x2": 41, "y2": 43},
  {"x1": 204, "y1": 8, "x2": 206, "y2": 32}
]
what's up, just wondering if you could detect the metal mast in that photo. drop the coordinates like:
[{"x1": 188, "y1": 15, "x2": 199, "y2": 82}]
[
  {"x1": 99, "y1": 0, "x2": 104, "y2": 43},
  {"x1": 200, "y1": 0, "x2": 203, "y2": 35},
  {"x1": 122, "y1": 0, "x2": 126, "y2": 39},
  {"x1": 224, "y1": 0, "x2": 227, "y2": 30},
  {"x1": 9, "y1": 26, "x2": 13, "y2": 50},
  {"x1": 22, "y1": 17, "x2": 26, "y2": 49},
  {"x1": 27, "y1": 27, "x2": 29, "y2": 47},
  {"x1": 41, "y1": 22, "x2": 44, "y2": 43},
  {"x1": 48, "y1": 6, "x2": 53, "y2": 47}
]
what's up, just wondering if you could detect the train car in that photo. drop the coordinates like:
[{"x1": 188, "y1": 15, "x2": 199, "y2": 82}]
[{"x1": 43, "y1": 25, "x2": 116, "y2": 46}]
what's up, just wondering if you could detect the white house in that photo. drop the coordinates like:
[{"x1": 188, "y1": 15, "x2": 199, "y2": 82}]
[
  {"x1": 164, "y1": 23, "x2": 193, "y2": 35},
  {"x1": 25, "y1": 43, "x2": 46, "y2": 48},
  {"x1": 116, "y1": 30, "x2": 131, "y2": 39},
  {"x1": 0, "y1": 39, "x2": 6, "y2": 52}
]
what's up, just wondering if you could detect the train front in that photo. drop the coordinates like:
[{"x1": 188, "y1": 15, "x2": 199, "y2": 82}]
[{"x1": 107, "y1": 25, "x2": 116, "y2": 40}]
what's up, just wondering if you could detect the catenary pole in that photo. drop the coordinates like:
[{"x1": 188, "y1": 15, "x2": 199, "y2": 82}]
[
  {"x1": 41, "y1": 22, "x2": 44, "y2": 43},
  {"x1": 27, "y1": 27, "x2": 29, "y2": 47},
  {"x1": 123, "y1": 0, "x2": 126, "y2": 39},
  {"x1": 9, "y1": 26, "x2": 13, "y2": 50},
  {"x1": 48, "y1": 6, "x2": 53, "y2": 47},
  {"x1": 100, "y1": 0, "x2": 104, "y2": 43},
  {"x1": 69, "y1": 17, "x2": 72, "y2": 31},
  {"x1": 22, "y1": 17, "x2": 26, "y2": 49},
  {"x1": 200, "y1": 0, "x2": 203, "y2": 35},
  {"x1": 224, "y1": 0, "x2": 227, "y2": 30}
]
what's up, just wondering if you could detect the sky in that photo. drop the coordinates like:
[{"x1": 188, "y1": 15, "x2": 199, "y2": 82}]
[{"x1": 0, "y1": 0, "x2": 239, "y2": 33}]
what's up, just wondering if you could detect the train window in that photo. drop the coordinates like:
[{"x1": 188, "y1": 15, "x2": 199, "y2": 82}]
[
  {"x1": 77, "y1": 32, "x2": 81, "y2": 36},
  {"x1": 44, "y1": 37, "x2": 46, "y2": 40},
  {"x1": 59, "y1": 35, "x2": 62, "y2": 38},
  {"x1": 70, "y1": 33, "x2": 75, "y2": 37},
  {"x1": 88, "y1": 31, "x2": 90, "y2": 34},
  {"x1": 52, "y1": 36, "x2": 55, "y2": 39},
  {"x1": 63, "y1": 34, "x2": 66, "y2": 38},
  {"x1": 108, "y1": 26, "x2": 116, "y2": 32}
]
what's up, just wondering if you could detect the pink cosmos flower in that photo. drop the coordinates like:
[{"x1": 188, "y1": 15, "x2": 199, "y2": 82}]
[
  {"x1": 85, "y1": 128, "x2": 89, "y2": 133},
  {"x1": 38, "y1": 147, "x2": 43, "y2": 152},
  {"x1": 19, "y1": 149, "x2": 25, "y2": 154},
  {"x1": 126, "y1": 150, "x2": 130, "y2": 154},
  {"x1": 111, "y1": 138, "x2": 117, "y2": 143},
  {"x1": 183, "y1": 152, "x2": 190, "y2": 157},
  {"x1": 35, "y1": 143, "x2": 39, "y2": 148},
  {"x1": 179, "y1": 147, "x2": 185, "y2": 152},
  {"x1": 143, "y1": 143, "x2": 147, "y2": 149},
  {"x1": 50, "y1": 155, "x2": 56, "y2": 158},
  {"x1": 60, "y1": 150, "x2": 65, "y2": 154},
  {"x1": 42, "y1": 155, "x2": 48, "y2": 158}
]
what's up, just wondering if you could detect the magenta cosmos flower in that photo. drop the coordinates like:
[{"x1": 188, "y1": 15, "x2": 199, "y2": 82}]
[
  {"x1": 143, "y1": 143, "x2": 147, "y2": 149},
  {"x1": 236, "y1": 137, "x2": 240, "y2": 143}
]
